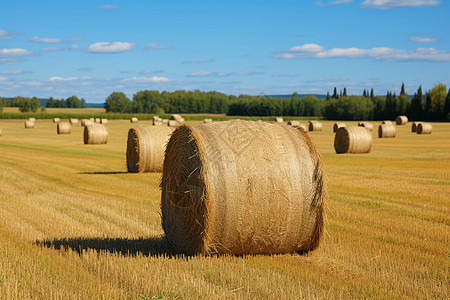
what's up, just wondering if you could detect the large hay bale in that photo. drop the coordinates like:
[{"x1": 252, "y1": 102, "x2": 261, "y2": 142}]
[
  {"x1": 100, "y1": 118, "x2": 108, "y2": 125},
  {"x1": 130, "y1": 117, "x2": 139, "y2": 123},
  {"x1": 411, "y1": 121, "x2": 422, "y2": 132},
  {"x1": 69, "y1": 118, "x2": 78, "y2": 125},
  {"x1": 57, "y1": 122, "x2": 71, "y2": 135},
  {"x1": 378, "y1": 124, "x2": 396, "y2": 138},
  {"x1": 24, "y1": 120, "x2": 35, "y2": 128},
  {"x1": 334, "y1": 126, "x2": 372, "y2": 154},
  {"x1": 161, "y1": 120, "x2": 327, "y2": 255},
  {"x1": 308, "y1": 121, "x2": 323, "y2": 131},
  {"x1": 382, "y1": 120, "x2": 392, "y2": 125},
  {"x1": 127, "y1": 126, "x2": 174, "y2": 173},
  {"x1": 417, "y1": 123, "x2": 432, "y2": 134},
  {"x1": 29, "y1": 118, "x2": 36, "y2": 122},
  {"x1": 274, "y1": 117, "x2": 283, "y2": 123},
  {"x1": 84, "y1": 124, "x2": 108, "y2": 144},
  {"x1": 333, "y1": 122, "x2": 346, "y2": 133},
  {"x1": 203, "y1": 118, "x2": 213, "y2": 123},
  {"x1": 53, "y1": 118, "x2": 60, "y2": 123},
  {"x1": 358, "y1": 122, "x2": 373, "y2": 131},
  {"x1": 396, "y1": 115, "x2": 408, "y2": 125}
]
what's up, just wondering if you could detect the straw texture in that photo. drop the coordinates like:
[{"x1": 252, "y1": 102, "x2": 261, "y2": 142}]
[
  {"x1": 83, "y1": 124, "x2": 108, "y2": 144},
  {"x1": 24, "y1": 121, "x2": 35, "y2": 128},
  {"x1": 57, "y1": 122, "x2": 71, "y2": 135},
  {"x1": 334, "y1": 126, "x2": 372, "y2": 154},
  {"x1": 417, "y1": 123, "x2": 432, "y2": 134},
  {"x1": 358, "y1": 122, "x2": 373, "y2": 131},
  {"x1": 130, "y1": 117, "x2": 139, "y2": 123},
  {"x1": 126, "y1": 126, "x2": 174, "y2": 173},
  {"x1": 53, "y1": 118, "x2": 60, "y2": 123},
  {"x1": 161, "y1": 120, "x2": 327, "y2": 255},
  {"x1": 411, "y1": 122, "x2": 422, "y2": 132},
  {"x1": 378, "y1": 124, "x2": 396, "y2": 138},
  {"x1": 396, "y1": 116, "x2": 408, "y2": 125},
  {"x1": 308, "y1": 121, "x2": 323, "y2": 131},
  {"x1": 333, "y1": 122, "x2": 346, "y2": 133}
]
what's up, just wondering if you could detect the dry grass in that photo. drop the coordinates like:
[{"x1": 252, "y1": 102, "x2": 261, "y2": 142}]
[{"x1": 0, "y1": 119, "x2": 448, "y2": 299}]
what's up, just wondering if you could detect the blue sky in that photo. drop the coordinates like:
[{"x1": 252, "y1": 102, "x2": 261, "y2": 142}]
[{"x1": 0, "y1": 0, "x2": 449, "y2": 103}]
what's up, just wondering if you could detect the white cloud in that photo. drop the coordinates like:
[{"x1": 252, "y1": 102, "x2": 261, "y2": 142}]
[
  {"x1": 0, "y1": 48, "x2": 34, "y2": 63},
  {"x1": 122, "y1": 76, "x2": 170, "y2": 83},
  {"x1": 0, "y1": 76, "x2": 8, "y2": 81},
  {"x1": 48, "y1": 76, "x2": 90, "y2": 82},
  {"x1": 145, "y1": 42, "x2": 173, "y2": 50},
  {"x1": 139, "y1": 70, "x2": 164, "y2": 74},
  {"x1": 314, "y1": 0, "x2": 353, "y2": 6},
  {"x1": 289, "y1": 43, "x2": 325, "y2": 52},
  {"x1": 30, "y1": 36, "x2": 82, "y2": 43},
  {"x1": 187, "y1": 71, "x2": 214, "y2": 77},
  {"x1": 42, "y1": 47, "x2": 60, "y2": 52},
  {"x1": 409, "y1": 36, "x2": 439, "y2": 43},
  {"x1": 98, "y1": 4, "x2": 119, "y2": 9},
  {"x1": 272, "y1": 43, "x2": 450, "y2": 62},
  {"x1": 360, "y1": 0, "x2": 441, "y2": 9},
  {"x1": 0, "y1": 70, "x2": 32, "y2": 75},
  {"x1": 0, "y1": 29, "x2": 19, "y2": 40},
  {"x1": 87, "y1": 42, "x2": 135, "y2": 53}
]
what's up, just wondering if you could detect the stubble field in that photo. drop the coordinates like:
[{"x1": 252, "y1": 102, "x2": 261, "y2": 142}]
[{"x1": 0, "y1": 118, "x2": 448, "y2": 299}]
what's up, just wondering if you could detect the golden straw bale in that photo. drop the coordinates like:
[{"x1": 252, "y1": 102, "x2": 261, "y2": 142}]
[
  {"x1": 333, "y1": 122, "x2": 346, "y2": 133},
  {"x1": 308, "y1": 120, "x2": 323, "y2": 131},
  {"x1": 81, "y1": 119, "x2": 93, "y2": 127},
  {"x1": 57, "y1": 122, "x2": 71, "y2": 135},
  {"x1": 29, "y1": 118, "x2": 36, "y2": 122},
  {"x1": 382, "y1": 120, "x2": 392, "y2": 125},
  {"x1": 358, "y1": 122, "x2": 373, "y2": 131},
  {"x1": 127, "y1": 126, "x2": 174, "y2": 173},
  {"x1": 153, "y1": 116, "x2": 161, "y2": 121},
  {"x1": 417, "y1": 123, "x2": 432, "y2": 134},
  {"x1": 0, "y1": 129, "x2": 2, "y2": 136},
  {"x1": 204, "y1": 118, "x2": 213, "y2": 123},
  {"x1": 83, "y1": 124, "x2": 108, "y2": 144},
  {"x1": 378, "y1": 124, "x2": 396, "y2": 138},
  {"x1": 153, "y1": 119, "x2": 163, "y2": 126},
  {"x1": 168, "y1": 120, "x2": 179, "y2": 127},
  {"x1": 95, "y1": 118, "x2": 101, "y2": 123},
  {"x1": 162, "y1": 119, "x2": 169, "y2": 124},
  {"x1": 69, "y1": 118, "x2": 78, "y2": 124},
  {"x1": 170, "y1": 114, "x2": 182, "y2": 121},
  {"x1": 100, "y1": 118, "x2": 108, "y2": 124},
  {"x1": 411, "y1": 122, "x2": 422, "y2": 132},
  {"x1": 53, "y1": 118, "x2": 60, "y2": 123},
  {"x1": 130, "y1": 117, "x2": 139, "y2": 123},
  {"x1": 287, "y1": 120, "x2": 300, "y2": 126},
  {"x1": 161, "y1": 120, "x2": 327, "y2": 255},
  {"x1": 89, "y1": 118, "x2": 95, "y2": 122},
  {"x1": 334, "y1": 126, "x2": 372, "y2": 154},
  {"x1": 274, "y1": 117, "x2": 283, "y2": 123},
  {"x1": 24, "y1": 120, "x2": 35, "y2": 128},
  {"x1": 396, "y1": 115, "x2": 408, "y2": 125}
]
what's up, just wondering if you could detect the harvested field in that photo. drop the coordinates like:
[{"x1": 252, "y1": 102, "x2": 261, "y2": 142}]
[{"x1": 0, "y1": 119, "x2": 448, "y2": 299}]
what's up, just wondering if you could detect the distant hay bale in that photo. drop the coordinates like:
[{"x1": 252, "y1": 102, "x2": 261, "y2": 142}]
[
  {"x1": 203, "y1": 118, "x2": 213, "y2": 123},
  {"x1": 378, "y1": 124, "x2": 396, "y2": 138},
  {"x1": 153, "y1": 116, "x2": 162, "y2": 121},
  {"x1": 274, "y1": 117, "x2": 283, "y2": 123},
  {"x1": 382, "y1": 120, "x2": 392, "y2": 125},
  {"x1": 0, "y1": 129, "x2": 2, "y2": 136},
  {"x1": 24, "y1": 120, "x2": 35, "y2": 128},
  {"x1": 411, "y1": 122, "x2": 422, "y2": 132},
  {"x1": 57, "y1": 122, "x2": 71, "y2": 135},
  {"x1": 83, "y1": 124, "x2": 108, "y2": 144},
  {"x1": 334, "y1": 126, "x2": 372, "y2": 154},
  {"x1": 417, "y1": 123, "x2": 432, "y2": 134},
  {"x1": 53, "y1": 118, "x2": 60, "y2": 123},
  {"x1": 308, "y1": 121, "x2": 323, "y2": 131},
  {"x1": 333, "y1": 122, "x2": 346, "y2": 133},
  {"x1": 162, "y1": 119, "x2": 169, "y2": 125},
  {"x1": 153, "y1": 119, "x2": 163, "y2": 126},
  {"x1": 89, "y1": 118, "x2": 95, "y2": 122},
  {"x1": 287, "y1": 120, "x2": 300, "y2": 126},
  {"x1": 170, "y1": 114, "x2": 182, "y2": 121},
  {"x1": 358, "y1": 122, "x2": 373, "y2": 131},
  {"x1": 95, "y1": 118, "x2": 101, "y2": 123},
  {"x1": 396, "y1": 115, "x2": 408, "y2": 125},
  {"x1": 69, "y1": 118, "x2": 78, "y2": 124},
  {"x1": 130, "y1": 117, "x2": 139, "y2": 123},
  {"x1": 29, "y1": 118, "x2": 36, "y2": 122},
  {"x1": 81, "y1": 119, "x2": 93, "y2": 127},
  {"x1": 168, "y1": 120, "x2": 179, "y2": 127},
  {"x1": 126, "y1": 126, "x2": 174, "y2": 173},
  {"x1": 100, "y1": 118, "x2": 108, "y2": 125},
  {"x1": 178, "y1": 118, "x2": 185, "y2": 124},
  {"x1": 161, "y1": 120, "x2": 327, "y2": 255}
]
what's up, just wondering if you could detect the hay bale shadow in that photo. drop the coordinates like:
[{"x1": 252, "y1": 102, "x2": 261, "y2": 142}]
[{"x1": 36, "y1": 236, "x2": 181, "y2": 258}]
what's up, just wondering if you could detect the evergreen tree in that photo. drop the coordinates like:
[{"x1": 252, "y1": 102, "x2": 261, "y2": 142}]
[
  {"x1": 400, "y1": 83, "x2": 406, "y2": 96},
  {"x1": 408, "y1": 86, "x2": 423, "y2": 121},
  {"x1": 326, "y1": 91, "x2": 330, "y2": 100},
  {"x1": 363, "y1": 90, "x2": 366, "y2": 97},
  {"x1": 424, "y1": 92, "x2": 432, "y2": 119},
  {"x1": 343, "y1": 87, "x2": 347, "y2": 97},
  {"x1": 444, "y1": 88, "x2": 450, "y2": 121},
  {"x1": 370, "y1": 88, "x2": 374, "y2": 99},
  {"x1": 332, "y1": 87, "x2": 338, "y2": 99}
]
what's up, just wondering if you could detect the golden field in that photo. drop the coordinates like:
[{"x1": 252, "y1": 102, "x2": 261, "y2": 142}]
[{"x1": 0, "y1": 118, "x2": 448, "y2": 299}]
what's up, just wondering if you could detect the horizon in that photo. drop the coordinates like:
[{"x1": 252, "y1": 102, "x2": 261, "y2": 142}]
[{"x1": 1, "y1": 0, "x2": 449, "y2": 103}]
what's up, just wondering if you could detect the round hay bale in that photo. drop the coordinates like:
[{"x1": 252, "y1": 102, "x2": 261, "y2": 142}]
[
  {"x1": 100, "y1": 118, "x2": 108, "y2": 125},
  {"x1": 358, "y1": 122, "x2": 373, "y2": 131},
  {"x1": 178, "y1": 117, "x2": 185, "y2": 124},
  {"x1": 308, "y1": 121, "x2": 323, "y2": 131},
  {"x1": 83, "y1": 124, "x2": 108, "y2": 144},
  {"x1": 411, "y1": 121, "x2": 422, "y2": 132},
  {"x1": 378, "y1": 124, "x2": 396, "y2": 138},
  {"x1": 396, "y1": 115, "x2": 408, "y2": 125},
  {"x1": 69, "y1": 118, "x2": 78, "y2": 125},
  {"x1": 334, "y1": 126, "x2": 372, "y2": 154},
  {"x1": 53, "y1": 118, "x2": 60, "y2": 123},
  {"x1": 57, "y1": 122, "x2": 71, "y2": 135},
  {"x1": 274, "y1": 117, "x2": 283, "y2": 123},
  {"x1": 127, "y1": 126, "x2": 174, "y2": 173},
  {"x1": 95, "y1": 118, "x2": 101, "y2": 123},
  {"x1": 24, "y1": 120, "x2": 35, "y2": 128},
  {"x1": 161, "y1": 120, "x2": 327, "y2": 255},
  {"x1": 333, "y1": 122, "x2": 346, "y2": 133},
  {"x1": 0, "y1": 129, "x2": 2, "y2": 136},
  {"x1": 89, "y1": 118, "x2": 95, "y2": 122},
  {"x1": 170, "y1": 114, "x2": 182, "y2": 121},
  {"x1": 81, "y1": 119, "x2": 93, "y2": 127},
  {"x1": 153, "y1": 119, "x2": 163, "y2": 126},
  {"x1": 130, "y1": 117, "x2": 139, "y2": 123},
  {"x1": 153, "y1": 116, "x2": 161, "y2": 121},
  {"x1": 417, "y1": 123, "x2": 432, "y2": 134},
  {"x1": 29, "y1": 117, "x2": 36, "y2": 122},
  {"x1": 382, "y1": 120, "x2": 392, "y2": 125},
  {"x1": 287, "y1": 120, "x2": 300, "y2": 126},
  {"x1": 203, "y1": 118, "x2": 213, "y2": 123},
  {"x1": 168, "y1": 120, "x2": 179, "y2": 127},
  {"x1": 162, "y1": 119, "x2": 169, "y2": 125}
]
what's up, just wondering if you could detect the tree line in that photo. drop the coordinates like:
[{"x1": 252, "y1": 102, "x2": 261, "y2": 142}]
[
  {"x1": 0, "y1": 95, "x2": 87, "y2": 112},
  {"x1": 46, "y1": 96, "x2": 87, "y2": 108}
]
